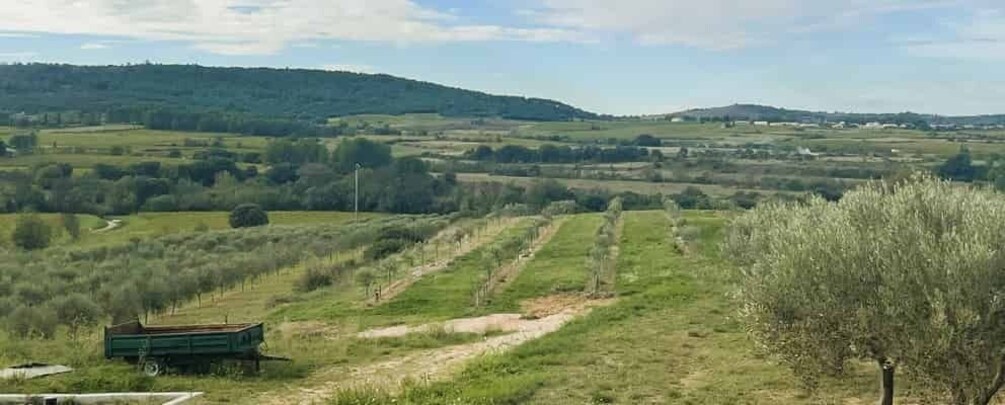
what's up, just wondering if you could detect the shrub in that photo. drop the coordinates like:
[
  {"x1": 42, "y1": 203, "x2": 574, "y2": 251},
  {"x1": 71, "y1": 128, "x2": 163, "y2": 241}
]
[
  {"x1": 295, "y1": 266, "x2": 334, "y2": 293},
  {"x1": 364, "y1": 239, "x2": 409, "y2": 261},
  {"x1": 12, "y1": 213, "x2": 52, "y2": 250},
  {"x1": 229, "y1": 203, "x2": 269, "y2": 228},
  {"x1": 8, "y1": 305, "x2": 58, "y2": 339},
  {"x1": 61, "y1": 213, "x2": 81, "y2": 240}
]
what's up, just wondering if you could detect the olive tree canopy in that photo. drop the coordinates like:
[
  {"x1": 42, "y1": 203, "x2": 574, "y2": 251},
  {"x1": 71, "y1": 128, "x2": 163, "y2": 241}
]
[{"x1": 725, "y1": 175, "x2": 1005, "y2": 405}]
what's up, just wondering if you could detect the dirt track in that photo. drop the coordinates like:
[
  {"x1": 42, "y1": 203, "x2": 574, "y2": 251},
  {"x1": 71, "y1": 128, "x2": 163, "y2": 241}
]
[{"x1": 259, "y1": 299, "x2": 609, "y2": 405}]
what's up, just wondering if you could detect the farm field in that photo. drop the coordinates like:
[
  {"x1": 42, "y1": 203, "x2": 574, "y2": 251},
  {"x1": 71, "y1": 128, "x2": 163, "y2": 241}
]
[
  {"x1": 0, "y1": 210, "x2": 948, "y2": 404},
  {"x1": 0, "y1": 211, "x2": 382, "y2": 248},
  {"x1": 5, "y1": 113, "x2": 1005, "y2": 404},
  {"x1": 456, "y1": 172, "x2": 772, "y2": 197}
]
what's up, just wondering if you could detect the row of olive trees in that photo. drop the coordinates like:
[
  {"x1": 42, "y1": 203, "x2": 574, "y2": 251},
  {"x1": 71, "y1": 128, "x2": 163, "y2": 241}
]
[
  {"x1": 662, "y1": 198, "x2": 688, "y2": 254},
  {"x1": 472, "y1": 217, "x2": 552, "y2": 306},
  {"x1": 294, "y1": 218, "x2": 451, "y2": 294},
  {"x1": 0, "y1": 215, "x2": 429, "y2": 339},
  {"x1": 724, "y1": 174, "x2": 1005, "y2": 405},
  {"x1": 588, "y1": 197, "x2": 622, "y2": 296},
  {"x1": 7, "y1": 213, "x2": 84, "y2": 251}
]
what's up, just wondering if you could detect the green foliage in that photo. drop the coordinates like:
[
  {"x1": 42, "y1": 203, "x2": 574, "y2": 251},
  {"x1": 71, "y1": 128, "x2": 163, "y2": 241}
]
[
  {"x1": 8, "y1": 305, "x2": 58, "y2": 339},
  {"x1": 61, "y1": 213, "x2": 81, "y2": 240},
  {"x1": 12, "y1": 213, "x2": 52, "y2": 250},
  {"x1": 0, "y1": 64, "x2": 595, "y2": 136},
  {"x1": 333, "y1": 138, "x2": 392, "y2": 172},
  {"x1": 725, "y1": 174, "x2": 1005, "y2": 404},
  {"x1": 0, "y1": 216, "x2": 424, "y2": 335},
  {"x1": 363, "y1": 239, "x2": 409, "y2": 261},
  {"x1": 587, "y1": 198, "x2": 622, "y2": 296},
  {"x1": 936, "y1": 146, "x2": 978, "y2": 182},
  {"x1": 7, "y1": 131, "x2": 38, "y2": 153},
  {"x1": 229, "y1": 203, "x2": 269, "y2": 228}
]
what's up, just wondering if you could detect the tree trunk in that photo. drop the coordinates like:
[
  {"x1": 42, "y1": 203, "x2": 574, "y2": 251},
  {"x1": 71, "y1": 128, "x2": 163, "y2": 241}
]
[
  {"x1": 879, "y1": 360, "x2": 894, "y2": 405},
  {"x1": 976, "y1": 353, "x2": 1005, "y2": 405}
]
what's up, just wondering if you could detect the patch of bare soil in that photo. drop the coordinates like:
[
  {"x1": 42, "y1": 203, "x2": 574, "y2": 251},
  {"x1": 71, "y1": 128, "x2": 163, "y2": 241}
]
[
  {"x1": 520, "y1": 293, "x2": 615, "y2": 319},
  {"x1": 260, "y1": 297, "x2": 613, "y2": 405},
  {"x1": 274, "y1": 321, "x2": 340, "y2": 340}
]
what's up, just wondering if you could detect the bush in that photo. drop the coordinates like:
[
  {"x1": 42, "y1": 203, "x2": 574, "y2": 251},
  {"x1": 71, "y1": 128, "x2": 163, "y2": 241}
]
[
  {"x1": 8, "y1": 305, "x2": 58, "y2": 339},
  {"x1": 12, "y1": 214, "x2": 52, "y2": 250},
  {"x1": 229, "y1": 203, "x2": 269, "y2": 228},
  {"x1": 364, "y1": 239, "x2": 409, "y2": 261},
  {"x1": 295, "y1": 266, "x2": 334, "y2": 293},
  {"x1": 61, "y1": 213, "x2": 81, "y2": 240}
]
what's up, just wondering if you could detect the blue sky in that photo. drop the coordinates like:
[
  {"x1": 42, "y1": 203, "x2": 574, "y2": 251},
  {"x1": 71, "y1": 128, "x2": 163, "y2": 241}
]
[{"x1": 1, "y1": 0, "x2": 1004, "y2": 116}]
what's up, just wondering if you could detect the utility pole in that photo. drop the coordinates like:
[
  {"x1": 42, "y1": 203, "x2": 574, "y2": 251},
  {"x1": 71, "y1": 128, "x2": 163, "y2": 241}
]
[{"x1": 354, "y1": 162, "x2": 362, "y2": 220}]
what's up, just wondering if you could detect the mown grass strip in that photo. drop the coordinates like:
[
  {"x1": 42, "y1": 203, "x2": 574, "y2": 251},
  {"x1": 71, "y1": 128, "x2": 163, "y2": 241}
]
[
  {"x1": 484, "y1": 214, "x2": 603, "y2": 313},
  {"x1": 365, "y1": 218, "x2": 538, "y2": 325}
]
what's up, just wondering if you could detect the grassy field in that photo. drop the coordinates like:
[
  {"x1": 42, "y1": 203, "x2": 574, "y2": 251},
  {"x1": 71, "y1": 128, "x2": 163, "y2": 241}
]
[
  {"x1": 0, "y1": 211, "x2": 384, "y2": 248},
  {"x1": 0, "y1": 213, "x2": 105, "y2": 247},
  {"x1": 456, "y1": 172, "x2": 773, "y2": 197},
  {"x1": 485, "y1": 214, "x2": 602, "y2": 312},
  {"x1": 0, "y1": 210, "x2": 959, "y2": 403},
  {"x1": 334, "y1": 210, "x2": 933, "y2": 404}
]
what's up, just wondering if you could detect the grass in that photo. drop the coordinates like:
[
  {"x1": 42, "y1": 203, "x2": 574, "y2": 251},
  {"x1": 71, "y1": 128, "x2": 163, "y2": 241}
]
[
  {"x1": 0, "y1": 211, "x2": 384, "y2": 249},
  {"x1": 0, "y1": 213, "x2": 105, "y2": 248},
  {"x1": 485, "y1": 214, "x2": 602, "y2": 312},
  {"x1": 0, "y1": 215, "x2": 470, "y2": 403},
  {"x1": 350, "y1": 210, "x2": 906, "y2": 404},
  {"x1": 0, "y1": 126, "x2": 275, "y2": 169},
  {"x1": 366, "y1": 218, "x2": 538, "y2": 325},
  {"x1": 0, "y1": 153, "x2": 192, "y2": 168},
  {"x1": 456, "y1": 173, "x2": 771, "y2": 197}
]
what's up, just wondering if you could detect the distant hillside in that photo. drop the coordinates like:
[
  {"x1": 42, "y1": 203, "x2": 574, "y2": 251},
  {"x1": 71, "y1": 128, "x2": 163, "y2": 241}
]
[
  {"x1": 0, "y1": 63, "x2": 597, "y2": 127},
  {"x1": 671, "y1": 104, "x2": 1005, "y2": 126}
]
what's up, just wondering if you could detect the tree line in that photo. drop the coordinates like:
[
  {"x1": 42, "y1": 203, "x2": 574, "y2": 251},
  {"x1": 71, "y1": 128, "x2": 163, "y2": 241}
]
[
  {"x1": 0, "y1": 63, "x2": 598, "y2": 137},
  {"x1": 464, "y1": 144, "x2": 657, "y2": 164},
  {"x1": 0, "y1": 215, "x2": 438, "y2": 338}
]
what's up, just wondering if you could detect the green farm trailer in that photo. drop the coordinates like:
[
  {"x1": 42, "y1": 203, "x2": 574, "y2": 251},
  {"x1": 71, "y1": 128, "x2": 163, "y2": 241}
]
[{"x1": 104, "y1": 321, "x2": 283, "y2": 376}]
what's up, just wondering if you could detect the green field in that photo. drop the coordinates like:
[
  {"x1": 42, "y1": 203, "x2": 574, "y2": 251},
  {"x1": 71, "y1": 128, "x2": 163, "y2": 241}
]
[{"x1": 0, "y1": 211, "x2": 383, "y2": 248}]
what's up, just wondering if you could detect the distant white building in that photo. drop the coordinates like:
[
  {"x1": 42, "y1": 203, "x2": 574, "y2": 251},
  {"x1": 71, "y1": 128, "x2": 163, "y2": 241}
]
[
  {"x1": 796, "y1": 147, "x2": 819, "y2": 157},
  {"x1": 864, "y1": 122, "x2": 884, "y2": 129},
  {"x1": 670, "y1": 117, "x2": 686, "y2": 123},
  {"x1": 753, "y1": 121, "x2": 770, "y2": 126}
]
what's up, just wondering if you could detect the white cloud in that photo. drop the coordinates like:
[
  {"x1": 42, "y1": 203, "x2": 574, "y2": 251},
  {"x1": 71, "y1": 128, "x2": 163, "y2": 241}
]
[
  {"x1": 904, "y1": 8, "x2": 1005, "y2": 60},
  {"x1": 323, "y1": 64, "x2": 375, "y2": 73},
  {"x1": 80, "y1": 42, "x2": 109, "y2": 50},
  {"x1": 525, "y1": 0, "x2": 953, "y2": 49},
  {"x1": 0, "y1": 0, "x2": 584, "y2": 55}
]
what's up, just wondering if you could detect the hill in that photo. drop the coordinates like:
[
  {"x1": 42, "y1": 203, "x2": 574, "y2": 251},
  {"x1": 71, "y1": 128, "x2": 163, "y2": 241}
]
[
  {"x1": 671, "y1": 103, "x2": 1005, "y2": 126},
  {"x1": 0, "y1": 64, "x2": 597, "y2": 129}
]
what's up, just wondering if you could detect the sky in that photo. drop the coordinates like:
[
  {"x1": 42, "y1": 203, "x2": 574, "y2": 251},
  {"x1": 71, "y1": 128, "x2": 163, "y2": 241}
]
[{"x1": 1, "y1": 0, "x2": 1004, "y2": 116}]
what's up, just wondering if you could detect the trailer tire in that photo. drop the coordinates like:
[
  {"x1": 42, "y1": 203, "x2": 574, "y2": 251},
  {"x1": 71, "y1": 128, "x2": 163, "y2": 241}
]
[{"x1": 141, "y1": 358, "x2": 164, "y2": 377}]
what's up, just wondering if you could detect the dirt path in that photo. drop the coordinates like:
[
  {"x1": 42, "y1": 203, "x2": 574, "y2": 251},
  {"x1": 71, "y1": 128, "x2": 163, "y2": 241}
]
[
  {"x1": 259, "y1": 298, "x2": 610, "y2": 405},
  {"x1": 376, "y1": 218, "x2": 518, "y2": 303},
  {"x1": 93, "y1": 219, "x2": 122, "y2": 233}
]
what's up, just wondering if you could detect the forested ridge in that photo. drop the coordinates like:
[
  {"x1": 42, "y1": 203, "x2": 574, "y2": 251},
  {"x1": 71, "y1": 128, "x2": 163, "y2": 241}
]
[{"x1": 0, "y1": 63, "x2": 597, "y2": 133}]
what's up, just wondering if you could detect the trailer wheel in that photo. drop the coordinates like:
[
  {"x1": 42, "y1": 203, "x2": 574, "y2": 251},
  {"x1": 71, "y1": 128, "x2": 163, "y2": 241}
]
[{"x1": 141, "y1": 358, "x2": 164, "y2": 377}]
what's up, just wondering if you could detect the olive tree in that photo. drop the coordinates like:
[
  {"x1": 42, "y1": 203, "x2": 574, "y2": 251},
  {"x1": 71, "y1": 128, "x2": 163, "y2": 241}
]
[
  {"x1": 229, "y1": 203, "x2": 269, "y2": 228},
  {"x1": 12, "y1": 213, "x2": 52, "y2": 250},
  {"x1": 724, "y1": 175, "x2": 1005, "y2": 405}
]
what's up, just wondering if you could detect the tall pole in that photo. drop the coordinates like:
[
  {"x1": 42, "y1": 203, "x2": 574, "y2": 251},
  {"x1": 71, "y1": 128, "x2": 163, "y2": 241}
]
[{"x1": 354, "y1": 163, "x2": 361, "y2": 220}]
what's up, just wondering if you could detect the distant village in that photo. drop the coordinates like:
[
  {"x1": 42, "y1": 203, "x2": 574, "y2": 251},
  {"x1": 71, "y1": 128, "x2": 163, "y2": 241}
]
[{"x1": 663, "y1": 115, "x2": 1005, "y2": 131}]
